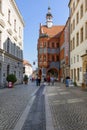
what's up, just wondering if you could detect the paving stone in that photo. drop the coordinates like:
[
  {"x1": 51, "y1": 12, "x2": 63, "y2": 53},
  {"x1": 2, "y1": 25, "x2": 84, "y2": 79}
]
[
  {"x1": 46, "y1": 83, "x2": 87, "y2": 130},
  {"x1": 0, "y1": 82, "x2": 38, "y2": 130}
]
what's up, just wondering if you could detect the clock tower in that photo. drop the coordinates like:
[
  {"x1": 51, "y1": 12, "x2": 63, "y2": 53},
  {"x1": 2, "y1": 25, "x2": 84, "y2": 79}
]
[{"x1": 46, "y1": 7, "x2": 53, "y2": 28}]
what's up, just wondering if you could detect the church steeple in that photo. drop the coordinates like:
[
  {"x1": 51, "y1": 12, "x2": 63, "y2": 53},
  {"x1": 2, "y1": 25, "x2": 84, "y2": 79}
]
[{"x1": 46, "y1": 7, "x2": 53, "y2": 28}]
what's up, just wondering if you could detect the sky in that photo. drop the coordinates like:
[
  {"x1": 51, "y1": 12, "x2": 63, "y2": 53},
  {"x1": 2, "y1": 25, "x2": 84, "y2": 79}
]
[{"x1": 15, "y1": 0, "x2": 70, "y2": 70}]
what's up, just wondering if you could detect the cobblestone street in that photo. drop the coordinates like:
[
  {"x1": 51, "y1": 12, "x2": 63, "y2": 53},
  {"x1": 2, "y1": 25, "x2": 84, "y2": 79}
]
[
  {"x1": 0, "y1": 82, "x2": 38, "y2": 130},
  {"x1": 0, "y1": 82, "x2": 87, "y2": 130},
  {"x1": 46, "y1": 82, "x2": 87, "y2": 130}
]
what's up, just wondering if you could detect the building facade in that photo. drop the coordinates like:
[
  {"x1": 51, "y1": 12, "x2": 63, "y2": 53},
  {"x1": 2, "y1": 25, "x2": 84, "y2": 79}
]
[
  {"x1": 0, "y1": 0, "x2": 24, "y2": 87},
  {"x1": 69, "y1": 0, "x2": 87, "y2": 86},
  {"x1": 23, "y1": 60, "x2": 33, "y2": 79},
  {"x1": 37, "y1": 7, "x2": 64, "y2": 80}
]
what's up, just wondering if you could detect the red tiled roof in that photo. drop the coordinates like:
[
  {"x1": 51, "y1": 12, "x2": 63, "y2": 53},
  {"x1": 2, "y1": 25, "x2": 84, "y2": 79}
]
[{"x1": 41, "y1": 25, "x2": 64, "y2": 37}]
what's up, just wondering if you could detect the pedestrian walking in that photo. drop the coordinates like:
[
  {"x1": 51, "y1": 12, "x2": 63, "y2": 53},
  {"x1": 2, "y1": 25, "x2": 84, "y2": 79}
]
[
  {"x1": 36, "y1": 74, "x2": 39, "y2": 86},
  {"x1": 38, "y1": 76, "x2": 41, "y2": 86},
  {"x1": 51, "y1": 76, "x2": 55, "y2": 85},
  {"x1": 47, "y1": 75, "x2": 50, "y2": 85}
]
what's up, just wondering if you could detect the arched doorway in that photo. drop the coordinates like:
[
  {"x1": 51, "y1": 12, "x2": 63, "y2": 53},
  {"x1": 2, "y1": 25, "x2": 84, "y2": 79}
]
[{"x1": 47, "y1": 68, "x2": 58, "y2": 80}]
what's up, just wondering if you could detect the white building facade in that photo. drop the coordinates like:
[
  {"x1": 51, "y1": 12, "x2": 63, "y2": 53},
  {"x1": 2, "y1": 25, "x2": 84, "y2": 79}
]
[
  {"x1": 0, "y1": 0, "x2": 24, "y2": 87},
  {"x1": 23, "y1": 60, "x2": 33, "y2": 79},
  {"x1": 69, "y1": 0, "x2": 87, "y2": 86}
]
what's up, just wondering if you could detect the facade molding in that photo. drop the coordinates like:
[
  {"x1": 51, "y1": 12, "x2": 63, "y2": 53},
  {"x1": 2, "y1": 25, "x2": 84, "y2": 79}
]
[{"x1": 9, "y1": 0, "x2": 25, "y2": 26}]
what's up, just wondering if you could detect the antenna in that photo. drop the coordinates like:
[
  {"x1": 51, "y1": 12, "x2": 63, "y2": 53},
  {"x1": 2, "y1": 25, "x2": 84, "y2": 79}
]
[{"x1": 48, "y1": 0, "x2": 50, "y2": 7}]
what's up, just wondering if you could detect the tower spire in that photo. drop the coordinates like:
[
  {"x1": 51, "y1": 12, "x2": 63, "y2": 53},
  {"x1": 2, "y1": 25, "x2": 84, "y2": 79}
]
[{"x1": 46, "y1": 6, "x2": 53, "y2": 28}]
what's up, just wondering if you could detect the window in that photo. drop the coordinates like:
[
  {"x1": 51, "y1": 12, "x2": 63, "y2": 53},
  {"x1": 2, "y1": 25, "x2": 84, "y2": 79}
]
[
  {"x1": 77, "y1": 68, "x2": 79, "y2": 81},
  {"x1": 70, "y1": 40, "x2": 72, "y2": 51},
  {"x1": 71, "y1": 24, "x2": 72, "y2": 33},
  {"x1": 70, "y1": 8, "x2": 72, "y2": 16},
  {"x1": 77, "y1": 0, "x2": 80, "y2": 5},
  {"x1": 73, "y1": 19, "x2": 75, "y2": 30},
  {"x1": 71, "y1": 69, "x2": 73, "y2": 79},
  {"x1": 47, "y1": 42, "x2": 49, "y2": 48},
  {"x1": 7, "y1": 38, "x2": 10, "y2": 53},
  {"x1": 85, "y1": 22, "x2": 87, "y2": 39},
  {"x1": 76, "y1": 32, "x2": 79, "y2": 46},
  {"x1": 8, "y1": 10, "x2": 11, "y2": 24},
  {"x1": 73, "y1": 37, "x2": 75, "y2": 49},
  {"x1": 19, "y1": 27, "x2": 21, "y2": 37},
  {"x1": 71, "y1": 58, "x2": 73, "y2": 64},
  {"x1": 44, "y1": 55, "x2": 46, "y2": 61},
  {"x1": 13, "y1": 43, "x2": 16, "y2": 56},
  {"x1": 77, "y1": 55, "x2": 79, "y2": 62},
  {"x1": 74, "y1": 56, "x2": 75, "y2": 63},
  {"x1": 39, "y1": 55, "x2": 42, "y2": 61},
  {"x1": 73, "y1": 2, "x2": 75, "y2": 12},
  {"x1": 56, "y1": 55, "x2": 59, "y2": 61},
  {"x1": 52, "y1": 42, "x2": 54, "y2": 48},
  {"x1": 76, "y1": 12, "x2": 79, "y2": 24},
  {"x1": 44, "y1": 42, "x2": 46, "y2": 47},
  {"x1": 80, "y1": 4, "x2": 83, "y2": 18},
  {"x1": 52, "y1": 55, "x2": 54, "y2": 61},
  {"x1": 7, "y1": 65, "x2": 10, "y2": 75},
  {"x1": 56, "y1": 42, "x2": 59, "y2": 48},
  {"x1": 14, "y1": 19, "x2": 16, "y2": 31},
  {"x1": 0, "y1": 31, "x2": 2, "y2": 48},
  {"x1": 40, "y1": 42, "x2": 43, "y2": 47},
  {"x1": 80, "y1": 27, "x2": 83, "y2": 43},
  {"x1": 85, "y1": 0, "x2": 87, "y2": 11},
  {"x1": 0, "y1": 0, "x2": 2, "y2": 12}
]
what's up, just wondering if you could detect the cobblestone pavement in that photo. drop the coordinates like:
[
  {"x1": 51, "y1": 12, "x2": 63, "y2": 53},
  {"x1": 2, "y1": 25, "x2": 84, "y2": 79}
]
[
  {"x1": 0, "y1": 81, "x2": 38, "y2": 130},
  {"x1": 46, "y1": 82, "x2": 87, "y2": 130},
  {"x1": 21, "y1": 85, "x2": 46, "y2": 130}
]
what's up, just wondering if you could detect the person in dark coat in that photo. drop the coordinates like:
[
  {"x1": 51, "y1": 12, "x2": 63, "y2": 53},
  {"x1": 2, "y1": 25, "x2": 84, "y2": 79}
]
[{"x1": 38, "y1": 76, "x2": 41, "y2": 86}]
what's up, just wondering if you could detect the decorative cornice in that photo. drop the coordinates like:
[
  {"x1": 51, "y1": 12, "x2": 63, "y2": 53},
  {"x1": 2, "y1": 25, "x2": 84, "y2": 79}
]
[{"x1": 4, "y1": 50, "x2": 23, "y2": 62}]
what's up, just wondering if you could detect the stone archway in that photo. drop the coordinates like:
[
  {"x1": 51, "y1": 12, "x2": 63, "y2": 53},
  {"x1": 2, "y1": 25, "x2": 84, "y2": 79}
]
[{"x1": 47, "y1": 68, "x2": 58, "y2": 79}]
